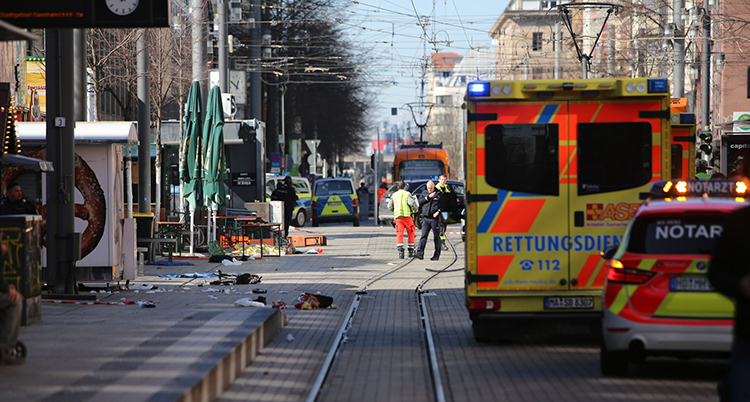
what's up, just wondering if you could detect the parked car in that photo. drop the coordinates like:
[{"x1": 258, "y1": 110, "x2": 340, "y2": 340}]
[
  {"x1": 378, "y1": 180, "x2": 464, "y2": 228},
  {"x1": 312, "y1": 177, "x2": 359, "y2": 226},
  {"x1": 265, "y1": 174, "x2": 312, "y2": 227}
]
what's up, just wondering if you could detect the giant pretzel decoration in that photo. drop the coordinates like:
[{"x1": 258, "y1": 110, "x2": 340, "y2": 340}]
[{"x1": 1, "y1": 148, "x2": 107, "y2": 259}]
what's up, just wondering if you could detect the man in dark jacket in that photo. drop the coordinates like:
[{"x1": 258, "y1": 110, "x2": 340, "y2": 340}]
[
  {"x1": 709, "y1": 205, "x2": 750, "y2": 401},
  {"x1": 0, "y1": 242, "x2": 25, "y2": 365},
  {"x1": 271, "y1": 176, "x2": 298, "y2": 239},
  {"x1": 414, "y1": 180, "x2": 442, "y2": 261},
  {"x1": 0, "y1": 182, "x2": 37, "y2": 216}
]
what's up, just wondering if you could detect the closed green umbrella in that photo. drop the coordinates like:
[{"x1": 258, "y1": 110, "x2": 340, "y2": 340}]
[
  {"x1": 202, "y1": 86, "x2": 227, "y2": 242},
  {"x1": 179, "y1": 81, "x2": 203, "y2": 253}
]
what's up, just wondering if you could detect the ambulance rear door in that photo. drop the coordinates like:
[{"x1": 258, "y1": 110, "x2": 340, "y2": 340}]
[{"x1": 567, "y1": 99, "x2": 666, "y2": 292}]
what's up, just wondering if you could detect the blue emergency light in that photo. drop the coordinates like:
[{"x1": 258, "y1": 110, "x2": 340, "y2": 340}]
[
  {"x1": 468, "y1": 82, "x2": 490, "y2": 97},
  {"x1": 680, "y1": 113, "x2": 696, "y2": 124},
  {"x1": 647, "y1": 78, "x2": 669, "y2": 93}
]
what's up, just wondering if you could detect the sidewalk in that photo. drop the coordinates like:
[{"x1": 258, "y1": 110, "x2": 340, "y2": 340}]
[{"x1": 0, "y1": 221, "x2": 404, "y2": 402}]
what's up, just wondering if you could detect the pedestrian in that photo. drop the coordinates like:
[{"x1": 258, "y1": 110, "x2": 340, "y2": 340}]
[
  {"x1": 0, "y1": 182, "x2": 37, "y2": 216},
  {"x1": 271, "y1": 176, "x2": 298, "y2": 240},
  {"x1": 728, "y1": 157, "x2": 747, "y2": 180},
  {"x1": 0, "y1": 241, "x2": 25, "y2": 365},
  {"x1": 387, "y1": 180, "x2": 418, "y2": 259},
  {"x1": 709, "y1": 192, "x2": 750, "y2": 401},
  {"x1": 695, "y1": 159, "x2": 711, "y2": 180},
  {"x1": 435, "y1": 174, "x2": 455, "y2": 251},
  {"x1": 414, "y1": 180, "x2": 442, "y2": 261}
]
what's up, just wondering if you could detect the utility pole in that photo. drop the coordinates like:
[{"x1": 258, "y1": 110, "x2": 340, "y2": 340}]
[
  {"x1": 46, "y1": 29, "x2": 77, "y2": 294},
  {"x1": 701, "y1": 3, "x2": 711, "y2": 131},
  {"x1": 218, "y1": 0, "x2": 227, "y2": 92},
  {"x1": 250, "y1": 0, "x2": 261, "y2": 120},
  {"x1": 673, "y1": 0, "x2": 685, "y2": 97},
  {"x1": 191, "y1": 0, "x2": 204, "y2": 85},
  {"x1": 554, "y1": 23, "x2": 561, "y2": 79},
  {"x1": 137, "y1": 30, "x2": 151, "y2": 214}
]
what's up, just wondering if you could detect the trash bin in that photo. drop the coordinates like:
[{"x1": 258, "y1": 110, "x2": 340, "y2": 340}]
[
  {"x1": 0, "y1": 215, "x2": 43, "y2": 326},
  {"x1": 358, "y1": 192, "x2": 370, "y2": 220},
  {"x1": 134, "y1": 212, "x2": 154, "y2": 261}
]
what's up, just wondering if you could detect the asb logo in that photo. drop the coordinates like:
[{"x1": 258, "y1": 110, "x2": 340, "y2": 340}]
[{"x1": 586, "y1": 203, "x2": 641, "y2": 227}]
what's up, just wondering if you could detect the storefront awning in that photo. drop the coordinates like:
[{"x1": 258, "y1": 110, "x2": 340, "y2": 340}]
[{"x1": 16, "y1": 122, "x2": 139, "y2": 144}]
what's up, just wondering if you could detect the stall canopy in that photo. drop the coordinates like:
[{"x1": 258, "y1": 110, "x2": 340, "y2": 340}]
[
  {"x1": 0, "y1": 154, "x2": 53, "y2": 171},
  {"x1": 15, "y1": 122, "x2": 138, "y2": 144}
]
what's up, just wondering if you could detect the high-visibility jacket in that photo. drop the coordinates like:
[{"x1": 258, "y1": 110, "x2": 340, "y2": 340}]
[
  {"x1": 391, "y1": 189, "x2": 415, "y2": 219},
  {"x1": 436, "y1": 182, "x2": 450, "y2": 193}
]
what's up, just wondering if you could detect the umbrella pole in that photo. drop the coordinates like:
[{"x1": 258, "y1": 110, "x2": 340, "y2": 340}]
[
  {"x1": 212, "y1": 203, "x2": 217, "y2": 244},
  {"x1": 208, "y1": 206, "x2": 214, "y2": 243},
  {"x1": 189, "y1": 209, "x2": 195, "y2": 255}
]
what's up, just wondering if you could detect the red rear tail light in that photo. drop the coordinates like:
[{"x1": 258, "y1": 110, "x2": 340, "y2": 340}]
[
  {"x1": 468, "y1": 299, "x2": 501, "y2": 310},
  {"x1": 352, "y1": 198, "x2": 358, "y2": 207},
  {"x1": 607, "y1": 261, "x2": 656, "y2": 284},
  {"x1": 312, "y1": 200, "x2": 317, "y2": 209}
]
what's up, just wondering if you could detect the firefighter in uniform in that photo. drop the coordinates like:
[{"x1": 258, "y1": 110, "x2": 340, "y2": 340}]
[
  {"x1": 387, "y1": 180, "x2": 418, "y2": 259},
  {"x1": 435, "y1": 174, "x2": 452, "y2": 251}
]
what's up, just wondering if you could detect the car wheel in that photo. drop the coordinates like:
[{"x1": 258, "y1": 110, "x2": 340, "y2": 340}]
[
  {"x1": 312, "y1": 219, "x2": 319, "y2": 227},
  {"x1": 353, "y1": 217, "x2": 360, "y2": 227},
  {"x1": 414, "y1": 213, "x2": 423, "y2": 230},
  {"x1": 600, "y1": 344, "x2": 629, "y2": 376},
  {"x1": 294, "y1": 211, "x2": 306, "y2": 227}
]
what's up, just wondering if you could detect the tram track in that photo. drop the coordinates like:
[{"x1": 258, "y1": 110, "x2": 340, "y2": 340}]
[{"x1": 304, "y1": 236, "x2": 461, "y2": 402}]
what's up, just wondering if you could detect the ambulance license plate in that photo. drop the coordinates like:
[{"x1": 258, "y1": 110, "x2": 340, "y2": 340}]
[
  {"x1": 328, "y1": 202, "x2": 342, "y2": 206},
  {"x1": 670, "y1": 277, "x2": 713, "y2": 291},
  {"x1": 544, "y1": 297, "x2": 594, "y2": 309}
]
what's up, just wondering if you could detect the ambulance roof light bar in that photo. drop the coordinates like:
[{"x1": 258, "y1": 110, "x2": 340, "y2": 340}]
[
  {"x1": 646, "y1": 179, "x2": 748, "y2": 200},
  {"x1": 468, "y1": 82, "x2": 490, "y2": 97}
]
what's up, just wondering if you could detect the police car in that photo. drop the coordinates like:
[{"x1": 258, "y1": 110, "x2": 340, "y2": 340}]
[
  {"x1": 311, "y1": 177, "x2": 359, "y2": 227},
  {"x1": 265, "y1": 174, "x2": 313, "y2": 226},
  {"x1": 600, "y1": 179, "x2": 745, "y2": 375}
]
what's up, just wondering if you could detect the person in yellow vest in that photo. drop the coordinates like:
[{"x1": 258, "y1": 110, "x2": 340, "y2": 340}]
[
  {"x1": 695, "y1": 159, "x2": 711, "y2": 180},
  {"x1": 435, "y1": 174, "x2": 451, "y2": 251},
  {"x1": 387, "y1": 180, "x2": 418, "y2": 259}
]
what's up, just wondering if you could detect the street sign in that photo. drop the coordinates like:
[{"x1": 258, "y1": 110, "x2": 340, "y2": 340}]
[
  {"x1": 0, "y1": 0, "x2": 170, "y2": 28},
  {"x1": 270, "y1": 152, "x2": 281, "y2": 174}
]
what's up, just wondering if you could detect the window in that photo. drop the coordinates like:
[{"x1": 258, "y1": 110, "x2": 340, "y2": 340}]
[
  {"x1": 484, "y1": 124, "x2": 560, "y2": 196},
  {"x1": 399, "y1": 160, "x2": 445, "y2": 181},
  {"x1": 532, "y1": 32, "x2": 543, "y2": 51},
  {"x1": 577, "y1": 122, "x2": 652, "y2": 195},
  {"x1": 627, "y1": 216, "x2": 725, "y2": 255},
  {"x1": 671, "y1": 144, "x2": 683, "y2": 179}
]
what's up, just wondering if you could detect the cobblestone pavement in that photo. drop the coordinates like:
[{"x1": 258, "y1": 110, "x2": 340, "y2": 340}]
[{"x1": 0, "y1": 220, "x2": 728, "y2": 402}]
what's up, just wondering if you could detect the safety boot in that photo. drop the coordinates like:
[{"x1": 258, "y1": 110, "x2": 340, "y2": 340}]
[
  {"x1": 408, "y1": 247, "x2": 415, "y2": 258},
  {"x1": 398, "y1": 246, "x2": 405, "y2": 259}
]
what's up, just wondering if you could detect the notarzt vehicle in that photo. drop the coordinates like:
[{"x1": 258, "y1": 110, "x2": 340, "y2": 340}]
[{"x1": 600, "y1": 179, "x2": 746, "y2": 375}]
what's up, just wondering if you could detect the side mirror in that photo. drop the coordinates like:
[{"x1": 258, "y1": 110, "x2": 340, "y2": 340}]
[{"x1": 601, "y1": 246, "x2": 618, "y2": 260}]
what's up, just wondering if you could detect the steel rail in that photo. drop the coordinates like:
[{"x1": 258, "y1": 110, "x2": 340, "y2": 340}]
[{"x1": 304, "y1": 236, "x2": 459, "y2": 402}]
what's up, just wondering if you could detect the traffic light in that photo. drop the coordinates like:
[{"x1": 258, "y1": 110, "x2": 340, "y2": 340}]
[{"x1": 698, "y1": 130, "x2": 712, "y2": 156}]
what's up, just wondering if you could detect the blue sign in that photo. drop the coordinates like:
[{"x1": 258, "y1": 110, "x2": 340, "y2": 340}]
[{"x1": 270, "y1": 152, "x2": 281, "y2": 168}]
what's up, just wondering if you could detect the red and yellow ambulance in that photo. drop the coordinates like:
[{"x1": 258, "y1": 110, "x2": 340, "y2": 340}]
[{"x1": 464, "y1": 78, "x2": 677, "y2": 340}]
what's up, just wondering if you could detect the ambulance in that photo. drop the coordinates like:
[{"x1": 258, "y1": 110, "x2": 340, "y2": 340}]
[{"x1": 464, "y1": 78, "x2": 678, "y2": 340}]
